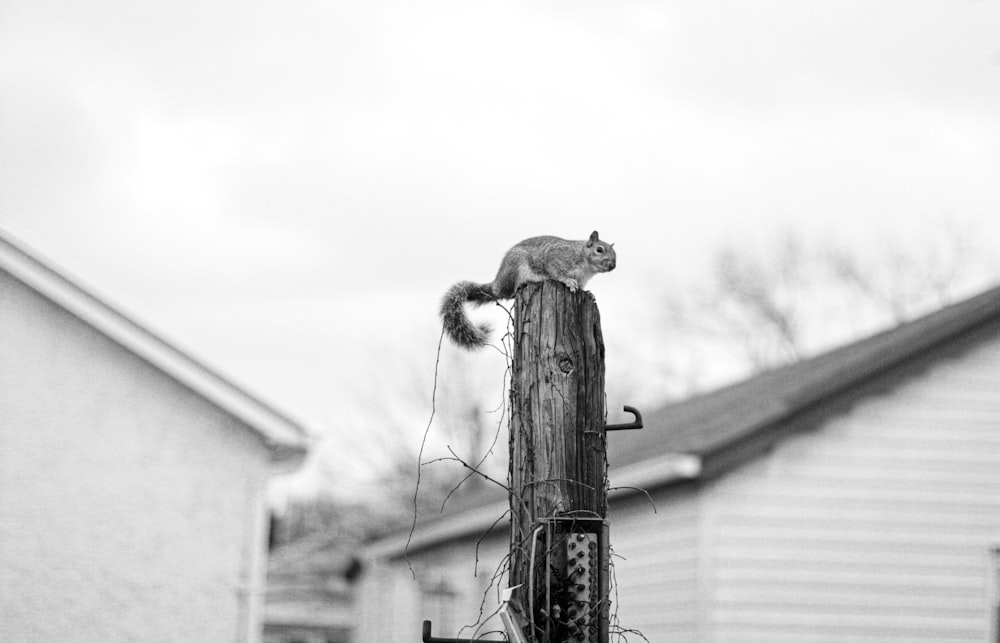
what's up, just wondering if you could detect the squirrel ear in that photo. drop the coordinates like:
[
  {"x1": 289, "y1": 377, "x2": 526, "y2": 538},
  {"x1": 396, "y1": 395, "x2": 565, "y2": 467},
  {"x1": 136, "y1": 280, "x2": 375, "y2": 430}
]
[{"x1": 588, "y1": 231, "x2": 599, "y2": 246}]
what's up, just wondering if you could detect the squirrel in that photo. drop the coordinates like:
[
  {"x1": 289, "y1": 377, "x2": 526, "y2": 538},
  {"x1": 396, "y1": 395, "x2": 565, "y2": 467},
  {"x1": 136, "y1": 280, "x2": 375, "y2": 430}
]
[{"x1": 440, "y1": 230, "x2": 617, "y2": 349}]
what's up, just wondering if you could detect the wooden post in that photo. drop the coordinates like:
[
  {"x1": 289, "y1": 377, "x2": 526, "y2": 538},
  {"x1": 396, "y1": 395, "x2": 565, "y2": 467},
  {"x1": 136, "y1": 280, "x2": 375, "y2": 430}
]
[{"x1": 509, "y1": 281, "x2": 608, "y2": 643}]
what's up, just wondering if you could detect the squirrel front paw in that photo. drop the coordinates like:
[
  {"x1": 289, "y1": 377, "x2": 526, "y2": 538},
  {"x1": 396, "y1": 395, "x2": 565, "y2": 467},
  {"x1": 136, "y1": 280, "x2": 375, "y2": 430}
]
[{"x1": 561, "y1": 278, "x2": 580, "y2": 292}]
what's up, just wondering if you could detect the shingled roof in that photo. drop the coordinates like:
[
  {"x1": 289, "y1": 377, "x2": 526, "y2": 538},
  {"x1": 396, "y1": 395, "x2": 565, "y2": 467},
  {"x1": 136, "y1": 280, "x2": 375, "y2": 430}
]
[{"x1": 608, "y1": 281, "x2": 1000, "y2": 480}]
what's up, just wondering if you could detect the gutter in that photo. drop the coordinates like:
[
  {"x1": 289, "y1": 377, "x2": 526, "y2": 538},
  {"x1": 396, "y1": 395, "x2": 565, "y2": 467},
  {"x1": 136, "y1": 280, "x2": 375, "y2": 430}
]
[
  {"x1": 609, "y1": 452, "x2": 702, "y2": 497},
  {"x1": 366, "y1": 452, "x2": 703, "y2": 559}
]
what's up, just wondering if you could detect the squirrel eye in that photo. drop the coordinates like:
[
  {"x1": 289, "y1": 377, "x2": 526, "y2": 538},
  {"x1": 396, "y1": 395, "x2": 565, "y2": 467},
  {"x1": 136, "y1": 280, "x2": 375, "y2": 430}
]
[{"x1": 596, "y1": 246, "x2": 604, "y2": 253}]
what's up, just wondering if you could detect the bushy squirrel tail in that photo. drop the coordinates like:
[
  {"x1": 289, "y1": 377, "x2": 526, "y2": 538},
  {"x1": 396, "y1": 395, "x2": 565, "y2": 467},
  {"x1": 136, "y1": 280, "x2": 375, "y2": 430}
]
[{"x1": 440, "y1": 281, "x2": 495, "y2": 349}]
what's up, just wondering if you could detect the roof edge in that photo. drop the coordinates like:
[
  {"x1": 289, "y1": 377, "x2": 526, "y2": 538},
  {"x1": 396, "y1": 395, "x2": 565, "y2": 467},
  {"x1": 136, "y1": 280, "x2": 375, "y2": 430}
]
[
  {"x1": 0, "y1": 227, "x2": 312, "y2": 457},
  {"x1": 609, "y1": 452, "x2": 702, "y2": 494},
  {"x1": 698, "y1": 288, "x2": 1000, "y2": 475},
  {"x1": 365, "y1": 453, "x2": 701, "y2": 559},
  {"x1": 365, "y1": 499, "x2": 509, "y2": 559},
  {"x1": 778, "y1": 285, "x2": 1000, "y2": 422}
]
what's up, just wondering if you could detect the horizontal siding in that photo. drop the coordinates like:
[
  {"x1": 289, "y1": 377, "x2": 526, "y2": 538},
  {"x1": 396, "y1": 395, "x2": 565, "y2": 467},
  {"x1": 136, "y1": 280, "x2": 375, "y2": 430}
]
[
  {"x1": 609, "y1": 492, "x2": 701, "y2": 641},
  {"x1": 704, "y1": 333, "x2": 1000, "y2": 642},
  {"x1": 358, "y1": 532, "x2": 510, "y2": 643}
]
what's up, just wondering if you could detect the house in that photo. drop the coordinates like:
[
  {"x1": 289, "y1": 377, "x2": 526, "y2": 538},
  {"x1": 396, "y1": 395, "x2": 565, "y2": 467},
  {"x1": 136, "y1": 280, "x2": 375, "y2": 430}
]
[
  {"x1": 0, "y1": 230, "x2": 310, "y2": 642},
  {"x1": 263, "y1": 534, "x2": 361, "y2": 643},
  {"x1": 357, "y1": 282, "x2": 1000, "y2": 642}
]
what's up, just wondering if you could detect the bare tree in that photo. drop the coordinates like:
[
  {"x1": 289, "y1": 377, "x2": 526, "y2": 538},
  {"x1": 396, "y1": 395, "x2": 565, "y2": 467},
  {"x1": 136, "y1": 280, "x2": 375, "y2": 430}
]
[
  {"x1": 709, "y1": 232, "x2": 808, "y2": 368},
  {"x1": 273, "y1": 347, "x2": 510, "y2": 544},
  {"x1": 660, "y1": 222, "x2": 998, "y2": 384},
  {"x1": 826, "y1": 223, "x2": 981, "y2": 323}
]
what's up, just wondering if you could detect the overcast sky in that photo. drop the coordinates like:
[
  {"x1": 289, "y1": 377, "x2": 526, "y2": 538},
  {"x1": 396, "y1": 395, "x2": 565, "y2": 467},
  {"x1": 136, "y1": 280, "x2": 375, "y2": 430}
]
[{"x1": 3, "y1": 0, "x2": 1000, "y2": 495}]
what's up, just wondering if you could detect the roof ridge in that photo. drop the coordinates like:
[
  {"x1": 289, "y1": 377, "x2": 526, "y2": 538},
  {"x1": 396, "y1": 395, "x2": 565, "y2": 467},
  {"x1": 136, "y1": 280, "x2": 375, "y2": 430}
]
[{"x1": 611, "y1": 281, "x2": 1000, "y2": 462}]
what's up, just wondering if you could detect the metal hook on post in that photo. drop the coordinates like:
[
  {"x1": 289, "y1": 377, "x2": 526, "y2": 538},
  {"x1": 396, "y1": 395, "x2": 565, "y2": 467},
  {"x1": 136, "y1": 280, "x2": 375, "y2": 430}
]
[
  {"x1": 421, "y1": 620, "x2": 477, "y2": 643},
  {"x1": 605, "y1": 405, "x2": 643, "y2": 432}
]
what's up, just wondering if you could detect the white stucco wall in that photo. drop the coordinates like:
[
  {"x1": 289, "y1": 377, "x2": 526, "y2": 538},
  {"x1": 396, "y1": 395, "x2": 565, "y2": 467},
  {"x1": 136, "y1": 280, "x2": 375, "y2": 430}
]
[{"x1": 0, "y1": 271, "x2": 275, "y2": 642}]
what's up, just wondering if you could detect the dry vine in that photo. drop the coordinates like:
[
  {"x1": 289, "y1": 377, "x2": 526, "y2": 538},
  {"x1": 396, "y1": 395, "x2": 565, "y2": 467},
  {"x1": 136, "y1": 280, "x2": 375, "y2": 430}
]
[{"x1": 408, "y1": 294, "x2": 650, "y2": 641}]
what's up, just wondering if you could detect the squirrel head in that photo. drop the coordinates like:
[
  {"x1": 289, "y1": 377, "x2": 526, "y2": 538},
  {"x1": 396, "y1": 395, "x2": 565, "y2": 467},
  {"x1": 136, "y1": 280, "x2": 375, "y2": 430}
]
[{"x1": 585, "y1": 230, "x2": 616, "y2": 273}]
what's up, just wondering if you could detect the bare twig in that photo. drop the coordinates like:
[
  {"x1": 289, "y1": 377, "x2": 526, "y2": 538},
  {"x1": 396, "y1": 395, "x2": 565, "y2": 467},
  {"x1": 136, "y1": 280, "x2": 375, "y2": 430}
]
[
  {"x1": 405, "y1": 326, "x2": 446, "y2": 577},
  {"x1": 607, "y1": 486, "x2": 658, "y2": 513}
]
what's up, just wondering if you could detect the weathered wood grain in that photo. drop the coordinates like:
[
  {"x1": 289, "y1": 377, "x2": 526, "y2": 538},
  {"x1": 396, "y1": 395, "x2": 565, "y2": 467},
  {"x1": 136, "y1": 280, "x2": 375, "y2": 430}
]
[{"x1": 508, "y1": 281, "x2": 608, "y2": 640}]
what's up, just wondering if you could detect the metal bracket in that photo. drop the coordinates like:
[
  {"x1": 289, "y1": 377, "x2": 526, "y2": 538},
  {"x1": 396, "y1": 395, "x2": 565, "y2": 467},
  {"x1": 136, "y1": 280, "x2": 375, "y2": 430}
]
[
  {"x1": 421, "y1": 620, "x2": 477, "y2": 643},
  {"x1": 605, "y1": 405, "x2": 643, "y2": 431}
]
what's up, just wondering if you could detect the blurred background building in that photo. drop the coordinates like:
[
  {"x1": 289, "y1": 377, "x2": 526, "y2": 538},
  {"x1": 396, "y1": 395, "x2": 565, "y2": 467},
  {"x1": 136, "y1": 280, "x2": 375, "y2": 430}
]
[
  {"x1": 0, "y1": 231, "x2": 309, "y2": 642},
  {"x1": 360, "y1": 284, "x2": 1000, "y2": 642},
  {"x1": 262, "y1": 534, "x2": 360, "y2": 643}
]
